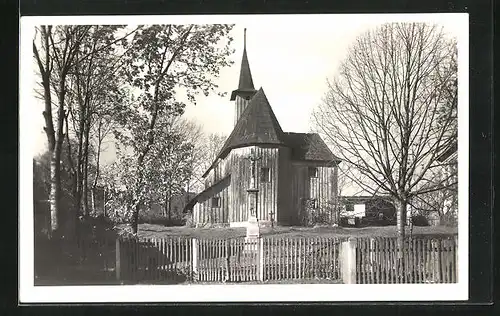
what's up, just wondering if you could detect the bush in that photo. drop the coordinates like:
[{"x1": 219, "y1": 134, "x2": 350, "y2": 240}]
[
  {"x1": 138, "y1": 211, "x2": 185, "y2": 227},
  {"x1": 411, "y1": 214, "x2": 430, "y2": 226},
  {"x1": 183, "y1": 212, "x2": 195, "y2": 228}
]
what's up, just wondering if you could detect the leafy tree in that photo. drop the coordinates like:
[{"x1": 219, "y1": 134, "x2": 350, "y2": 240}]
[
  {"x1": 112, "y1": 24, "x2": 234, "y2": 234},
  {"x1": 63, "y1": 25, "x2": 135, "y2": 218}
]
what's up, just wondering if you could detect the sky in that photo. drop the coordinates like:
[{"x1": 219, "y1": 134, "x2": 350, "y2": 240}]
[{"x1": 28, "y1": 14, "x2": 465, "y2": 166}]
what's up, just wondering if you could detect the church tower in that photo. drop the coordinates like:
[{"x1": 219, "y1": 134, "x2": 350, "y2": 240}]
[{"x1": 230, "y1": 28, "x2": 257, "y2": 126}]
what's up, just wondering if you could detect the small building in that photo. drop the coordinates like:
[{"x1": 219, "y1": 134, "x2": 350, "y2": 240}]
[
  {"x1": 339, "y1": 196, "x2": 396, "y2": 226},
  {"x1": 185, "y1": 30, "x2": 341, "y2": 227}
]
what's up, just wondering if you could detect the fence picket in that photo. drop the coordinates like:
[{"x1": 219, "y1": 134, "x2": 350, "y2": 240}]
[
  {"x1": 197, "y1": 239, "x2": 202, "y2": 282},
  {"x1": 210, "y1": 239, "x2": 214, "y2": 282},
  {"x1": 384, "y1": 238, "x2": 389, "y2": 284},
  {"x1": 205, "y1": 239, "x2": 209, "y2": 282},
  {"x1": 421, "y1": 238, "x2": 426, "y2": 283},
  {"x1": 218, "y1": 239, "x2": 222, "y2": 282},
  {"x1": 453, "y1": 237, "x2": 457, "y2": 282},
  {"x1": 438, "y1": 239, "x2": 444, "y2": 283}
]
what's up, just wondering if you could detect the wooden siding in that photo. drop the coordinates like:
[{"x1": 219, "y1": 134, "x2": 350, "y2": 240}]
[
  {"x1": 228, "y1": 146, "x2": 279, "y2": 223},
  {"x1": 290, "y1": 162, "x2": 339, "y2": 224},
  {"x1": 194, "y1": 177, "x2": 230, "y2": 225},
  {"x1": 234, "y1": 95, "x2": 251, "y2": 126},
  {"x1": 205, "y1": 153, "x2": 233, "y2": 189},
  {"x1": 277, "y1": 147, "x2": 292, "y2": 224}
]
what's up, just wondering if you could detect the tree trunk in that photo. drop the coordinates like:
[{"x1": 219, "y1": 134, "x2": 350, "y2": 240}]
[
  {"x1": 82, "y1": 121, "x2": 91, "y2": 216},
  {"x1": 92, "y1": 120, "x2": 103, "y2": 214},
  {"x1": 48, "y1": 151, "x2": 61, "y2": 239},
  {"x1": 395, "y1": 198, "x2": 407, "y2": 282},
  {"x1": 130, "y1": 204, "x2": 139, "y2": 235},
  {"x1": 168, "y1": 195, "x2": 172, "y2": 224},
  {"x1": 167, "y1": 191, "x2": 168, "y2": 218},
  {"x1": 49, "y1": 74, "x2": 67, "y2": 240},
  {"x1": 91, "y1": 188, "x2": 96, "y2": 215}
]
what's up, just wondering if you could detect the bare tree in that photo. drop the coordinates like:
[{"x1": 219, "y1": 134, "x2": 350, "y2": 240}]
[
  {"x1": 188, "y1": 132, "x2": 227, "y2": 192},
  {"x1": 312, "y1": 23, "x2": 457, "y2": 271}
]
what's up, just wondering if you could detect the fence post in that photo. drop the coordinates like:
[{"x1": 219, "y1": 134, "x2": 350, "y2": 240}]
[
  {"x1": 192, "y1": 238, "x2": 199, "y2": 280},
  {"x1": 454, "y1": 235, "x2": 458, "y2": 282},
  {"x1": 370, "y1": 238, "x2": 375, "y2": 276},
  {"x1": 259, "y1": 237, "x2": 264, "y2": 281},
  {"x1": 341, "y1": 237, "x2": 357, "y2": 284},
  {"x1": 115, "y1": 238, "x2": 121, "y2": 282}
]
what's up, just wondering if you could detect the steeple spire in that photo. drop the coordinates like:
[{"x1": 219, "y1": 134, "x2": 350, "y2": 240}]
[
  {"x1": 230, "y1": 28, "x2": 256, "y2": 101},
  {"x1": 244, "y1": 28, "x2": 247, "y2": 50}
]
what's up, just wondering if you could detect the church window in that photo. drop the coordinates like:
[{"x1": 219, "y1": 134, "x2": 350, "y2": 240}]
[
  {"x1": 309, "y1": 167, "x2": 318, "y2": 178},
  {"x1": 212, "y1": 197, "x2": 221, "y2": 208},
  {"x1": 310, "y1": 199, "x2": 318, "y2": 209},
  {"x1": 261, "y1": 167, "x2": 271, "y2": 183}
]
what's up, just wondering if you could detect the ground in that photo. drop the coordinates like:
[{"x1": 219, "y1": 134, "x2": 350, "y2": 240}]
[{"x1": 129, "y1": 223, "x2": 457, "y2": 239}]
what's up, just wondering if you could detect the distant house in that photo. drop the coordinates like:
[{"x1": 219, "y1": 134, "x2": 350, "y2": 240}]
[
  {"x1": 184, "y1": 30, "x2": 341, "y2": 227},
  {"x1": 148, "y1": 190, "x2": 197, "y2": 218},
  {"x1": 339, "y1": 196, "x2": 396, "y2": 226},
  {"x1": 406, "y1": 141, "x2": 458, "y2": 226}
]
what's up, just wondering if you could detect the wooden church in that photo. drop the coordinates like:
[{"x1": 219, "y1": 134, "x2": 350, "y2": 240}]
[{"x1": 185, "y1": 30, "x2": 341, "y2": 227}]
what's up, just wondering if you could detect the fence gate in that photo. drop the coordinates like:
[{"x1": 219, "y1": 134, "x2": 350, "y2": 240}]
[
  {"x1": 262, "y1": 237, "x2": 343, "y2": 282},
  {"x1": 196, "y1": 237, "x2": 260, "y2": 282}
]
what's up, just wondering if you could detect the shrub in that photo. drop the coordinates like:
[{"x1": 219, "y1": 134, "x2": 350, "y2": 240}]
[
  {"x1": 183, "y1": 212, "x2": 195, "y2": 228},
  {"x1": 138, "y1": 211, "x2": 185, "y2": 227},
  {"x1": 411, "y1": 214, "x2": 430, "y2": 226}
]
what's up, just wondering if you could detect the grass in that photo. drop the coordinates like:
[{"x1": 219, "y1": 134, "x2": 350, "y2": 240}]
[{"x1": 132, "y1": 223, "x2": 457, "y2": 239}]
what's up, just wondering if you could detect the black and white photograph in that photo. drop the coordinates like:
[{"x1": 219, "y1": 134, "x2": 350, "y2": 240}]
[{"x1": 19, "y1": 13, "x2": 469, "y2": 302}]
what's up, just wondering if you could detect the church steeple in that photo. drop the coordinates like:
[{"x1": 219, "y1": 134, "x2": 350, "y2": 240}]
[{"x1": 231, "y1": 28, "x2": 257, "y2": 125}]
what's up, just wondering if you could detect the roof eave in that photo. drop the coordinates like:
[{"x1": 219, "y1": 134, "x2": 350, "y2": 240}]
[{"x1": 230, "y1": 89, "x2": 257, "y2": 101}]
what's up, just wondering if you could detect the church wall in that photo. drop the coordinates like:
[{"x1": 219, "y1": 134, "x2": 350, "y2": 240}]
[
  {"x1": 194, "y1": 176, "x2": 230, "y2": 226},
  {"x1": 277, "y1": 147, "x2": 292, "y2": 225},
  {"x1": 194, "y1": 186, "x2": 230, "y2": 226},
  {"x1": 290, "y1": 162, "x2": 339, "y2": 225},
  {"x1": 228, "y1": 146, "x2": 279, "y2": 223},
  {"x1": 234, "y1": 95, "x2": 251, "y2": 125}
]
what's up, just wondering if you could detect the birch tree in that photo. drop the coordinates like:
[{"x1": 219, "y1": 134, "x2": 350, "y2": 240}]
[{"x1": 312, "y1": 23, "x2": 458, "y2": 267}]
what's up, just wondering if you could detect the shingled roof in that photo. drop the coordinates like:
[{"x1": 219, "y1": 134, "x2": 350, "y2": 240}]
[
  {"x1": 222, "y1": 88, "x2": 285, "y2": 150},
  {"x1": 283, "y1": 132, "x2": 341, "y2": 163},
  {"x1": 203, "y1": 88, "x2": 286, "y2": 177}
]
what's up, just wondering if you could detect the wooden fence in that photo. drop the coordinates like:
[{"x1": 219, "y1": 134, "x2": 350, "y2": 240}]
[
  {"x1": 116, "y1": 237, "x2": 193, "y2": 283},
  {"x1": 75, "y1": 237, "x2": 116, "y2": 275},
  {"x1": 196, "y1": 238, "x2": 260, "y2": 282},
  {"x1": 114, "y1": 235, "x2": 457, "y2": 284},
  {"x1": 353, "y1": 236, "x2": 458, "y2": 284},
  {"x1": 263, "y1": 237, "x2": 342, "y2": 281},
  {"x1": 116, "y1": 236, "x2": 344, "y2": 283}
]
